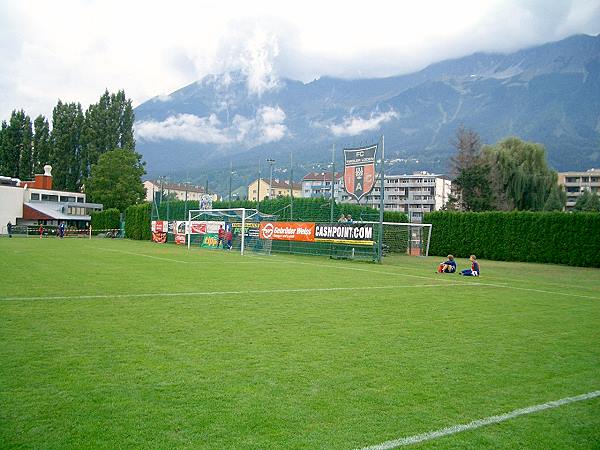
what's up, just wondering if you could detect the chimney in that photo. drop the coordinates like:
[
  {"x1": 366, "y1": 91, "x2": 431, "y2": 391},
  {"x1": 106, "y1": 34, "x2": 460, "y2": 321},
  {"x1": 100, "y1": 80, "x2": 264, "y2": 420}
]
[{"x1": 33, "y1": 165, "x2": 53, "y2": 189}]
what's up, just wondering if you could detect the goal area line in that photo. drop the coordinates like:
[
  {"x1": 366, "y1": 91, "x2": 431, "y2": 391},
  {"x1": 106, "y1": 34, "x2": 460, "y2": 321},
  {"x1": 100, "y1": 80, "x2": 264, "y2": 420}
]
[{"x1": 0, "y1": 282, "x2": 475, "y2": 302}]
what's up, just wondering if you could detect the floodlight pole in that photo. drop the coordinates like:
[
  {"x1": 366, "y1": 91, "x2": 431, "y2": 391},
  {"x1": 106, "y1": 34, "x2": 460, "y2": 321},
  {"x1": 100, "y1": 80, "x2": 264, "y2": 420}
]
[
  {"x1": 378, "y1": 135, "x2": 385, "y2": 264},
  {"x1": 267, "y1": 158, "x2": 275, "y2": 200},
  {"x1": 257, "y1": 159, "x2": 261, "y2": 212},
  {"x1": 289, "y1": 152, "x2": 294, "y2": 220},
  {"x1": 330, "y1": 143, "x2": 335, "y2": 223},
  {"x1": 228, "y1": 161, "x2": 233, "y2": 207}
]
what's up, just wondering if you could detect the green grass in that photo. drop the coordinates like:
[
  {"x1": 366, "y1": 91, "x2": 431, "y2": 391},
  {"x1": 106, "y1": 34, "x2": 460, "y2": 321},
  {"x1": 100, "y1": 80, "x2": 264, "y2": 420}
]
[{"x1": 1, "y1": 237, "x2": 599, "y2": 449}]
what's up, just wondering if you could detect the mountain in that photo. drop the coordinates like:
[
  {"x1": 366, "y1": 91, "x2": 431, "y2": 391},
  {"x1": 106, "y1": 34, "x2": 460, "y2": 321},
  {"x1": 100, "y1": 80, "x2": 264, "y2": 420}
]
[{"x1": 134, "y1": 34, "x2": 600, "y2": 192}]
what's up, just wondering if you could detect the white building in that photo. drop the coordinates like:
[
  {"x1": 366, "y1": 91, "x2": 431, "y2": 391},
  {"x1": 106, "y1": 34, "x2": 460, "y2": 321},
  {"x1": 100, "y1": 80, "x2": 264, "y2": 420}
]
[
  {"x1": 558, "y1": 169, "x2": 600, "y2": 211},
  {"x1": 0, "y1": 165, "x2": 103, "y2": 234},
  {"x1": 301, "y1": 172, "x2": 343, "y2": 202}
]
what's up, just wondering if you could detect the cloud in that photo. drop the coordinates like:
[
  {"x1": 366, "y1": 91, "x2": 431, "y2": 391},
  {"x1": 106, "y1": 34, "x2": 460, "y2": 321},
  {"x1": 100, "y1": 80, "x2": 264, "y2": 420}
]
[
  {"x1": 215, "y1": 25, "x2": 281, "y2": 97},
  {"x1": 135, "y1": 105, "x2": 287, "y2": 145},
  {"x1": 327, "y1": 110, "x2": 399, "y2": 137}
]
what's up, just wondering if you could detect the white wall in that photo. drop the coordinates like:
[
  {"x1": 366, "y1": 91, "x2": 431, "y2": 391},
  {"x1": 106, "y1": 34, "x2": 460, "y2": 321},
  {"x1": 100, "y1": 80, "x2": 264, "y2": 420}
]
[{"x1": 0, "y1": 185, "x2": 24, "y2": 234}]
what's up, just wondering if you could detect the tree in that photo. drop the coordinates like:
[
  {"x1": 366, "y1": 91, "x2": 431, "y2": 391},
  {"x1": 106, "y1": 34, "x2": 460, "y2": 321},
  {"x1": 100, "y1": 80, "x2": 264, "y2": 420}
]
[
  {"x1": 81, "y1": 90, "x2": 135, "y2": 180},
  {"x1": 32, "y1": 115, "x2": 51, "y2": 174},
  {"x1": 18, "y1": 114, "x2": 33, "y2": 180},
  {"x1": 450, "y1": 125, "x2": 494, "y2": 211},
  {"x1": 483, "y1": 137, "x2": 557, "y2": 211},
  {"x1": 85, "y1": 149, "x2": 146, "y2": 211},
  {"x1": 543, "y1": 184, "x2": 567, "y2": 211},
  {"x1": 51, "y1": 101, "x2": 84, "y2": 191},
  {"x1": 0, "y1": 110, "x2": 31, "y2": 178},
  {"x1": 573, "y1": 189, "x2": 600, "y2": 212}
]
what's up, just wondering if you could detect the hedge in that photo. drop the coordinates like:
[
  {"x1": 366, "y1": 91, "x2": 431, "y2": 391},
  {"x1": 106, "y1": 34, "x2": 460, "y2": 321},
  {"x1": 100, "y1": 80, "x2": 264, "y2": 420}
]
[
  {"x1": 91, "y1": 208, "x2": 120, "y2": 230},
  {"x1": 124, "y1": 203, "x2": 151, "y2": 240},
  {"x1": 424, "y1": 211, "x2": 600, "y2": 267}
]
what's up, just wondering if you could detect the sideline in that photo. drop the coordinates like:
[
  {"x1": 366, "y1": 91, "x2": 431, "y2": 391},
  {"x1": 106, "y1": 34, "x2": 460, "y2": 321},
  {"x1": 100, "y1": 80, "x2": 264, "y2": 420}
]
[{"x1": 359, "y1": 390, "x2": 600, "y2": 449}]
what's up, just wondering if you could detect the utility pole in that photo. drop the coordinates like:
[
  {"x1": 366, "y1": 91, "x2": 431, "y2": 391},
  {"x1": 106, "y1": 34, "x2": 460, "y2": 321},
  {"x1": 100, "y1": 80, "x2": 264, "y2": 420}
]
[{"x1": 267, "y1": 158, "x2": 275, "y2": 200}]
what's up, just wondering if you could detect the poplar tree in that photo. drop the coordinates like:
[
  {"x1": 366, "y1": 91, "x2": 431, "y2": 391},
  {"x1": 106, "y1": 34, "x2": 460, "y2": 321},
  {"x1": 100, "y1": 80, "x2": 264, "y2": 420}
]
[
  {"x1": 32, "y1": 115, "x2": 51, "y2": 174},
  {"x1": 51, "y1": 101, "x2": 84, "y2": 191}
]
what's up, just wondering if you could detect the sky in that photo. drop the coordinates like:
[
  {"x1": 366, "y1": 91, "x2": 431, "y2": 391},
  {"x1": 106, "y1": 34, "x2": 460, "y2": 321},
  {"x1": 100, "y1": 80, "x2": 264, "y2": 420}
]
[{"x1": 1, "y1": 0, "x2": 599, "y2": 121}]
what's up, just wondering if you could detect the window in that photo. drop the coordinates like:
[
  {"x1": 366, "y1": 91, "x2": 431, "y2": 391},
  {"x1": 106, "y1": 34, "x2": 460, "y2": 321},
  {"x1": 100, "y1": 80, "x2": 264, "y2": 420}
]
[
  {"x1": 60, "y1": 196, "x2": 76, "y2": 202},
  {"x1": 41, "y1": 194, "x2": 59, "y2": 202},
  {"x1": 76, "y1": 197, "x2": 84, "y2": 203},
  {"x1": 30, "y1": 193, "x2": 40, "y2": 200}
]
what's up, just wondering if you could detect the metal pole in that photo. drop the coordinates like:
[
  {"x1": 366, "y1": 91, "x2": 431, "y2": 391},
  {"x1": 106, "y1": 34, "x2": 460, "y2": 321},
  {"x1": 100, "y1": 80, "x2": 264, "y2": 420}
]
[
  {"x1": 267, "y1": 158, "x2": 275, "y2": 200},
  {"x1": 330, "y1": 143, "x2": 335, "y2": 223},
  {"x1": 241, "y1": 208, "x2": 246, "y2": 256},
  {"x1": 257, "y1": 159, "x2": 261, "y2": 212},
  {"x1": 229, "y1": 161, "x2": 233, "y2": 207},
  {"x1": 289, "y1": 152, "x2": 294, "y2": 220},
  {"x1": 378, "y1": 135, "x2": 385, "y2": 263}
]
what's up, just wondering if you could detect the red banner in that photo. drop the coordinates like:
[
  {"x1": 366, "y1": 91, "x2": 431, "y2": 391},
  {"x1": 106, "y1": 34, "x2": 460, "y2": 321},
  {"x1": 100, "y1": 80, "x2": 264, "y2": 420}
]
[{"x1": 259, "y1": 222, "x2": 315, "y2": 242}]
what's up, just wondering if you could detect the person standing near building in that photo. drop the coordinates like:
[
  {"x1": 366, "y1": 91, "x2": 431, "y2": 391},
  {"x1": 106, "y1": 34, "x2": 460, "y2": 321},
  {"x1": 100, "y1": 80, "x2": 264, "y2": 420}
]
[
  {"x1": 217, "y1": 225, "x2": 225, "y2": 248},
  {"x1": 59, "y1": 222, "x2": 66, "y2": 239},
  {"x1": 38, "y1": 224, "x2": 44, "y2": 239},
  {"x1": 7, "y1": 221, "x2": 12, "y2": 238}
]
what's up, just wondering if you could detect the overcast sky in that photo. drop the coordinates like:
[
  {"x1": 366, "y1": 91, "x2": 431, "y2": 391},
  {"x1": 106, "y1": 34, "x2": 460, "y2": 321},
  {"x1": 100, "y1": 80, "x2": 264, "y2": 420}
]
[{"x1": 1, "y1": 0, "x2": 599, "y2": 120}]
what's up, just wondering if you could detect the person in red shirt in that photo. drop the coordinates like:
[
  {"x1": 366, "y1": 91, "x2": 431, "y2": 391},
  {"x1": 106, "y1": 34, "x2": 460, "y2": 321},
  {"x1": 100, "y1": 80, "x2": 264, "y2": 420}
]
[
  {"x1": 225, "y1": 229, "x2": 233, "y2": 250},
  {"x1": 38, "y1": 224, "x2": 44, "y2": 239},
  {"x1": 460, "y1": 255, "x2": 480, "y2": 276},
  {"x1": 217, "y1": 225, "x2": 225, "y2": 248}
]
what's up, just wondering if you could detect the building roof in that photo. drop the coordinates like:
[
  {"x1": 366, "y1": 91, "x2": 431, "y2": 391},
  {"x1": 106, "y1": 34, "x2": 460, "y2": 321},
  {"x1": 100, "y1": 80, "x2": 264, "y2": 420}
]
[
  {"x1": 302, "y1": 172, "x2": 343, "y2": 181},
  {"x1": 23, "y1": 202, "x2": 91, "y2": 221}
]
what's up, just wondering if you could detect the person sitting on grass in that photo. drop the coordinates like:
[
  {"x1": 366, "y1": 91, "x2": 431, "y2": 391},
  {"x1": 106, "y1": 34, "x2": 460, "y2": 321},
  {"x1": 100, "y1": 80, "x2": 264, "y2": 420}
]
[
  {"x1": 460, "y1": 255, "x2": 480, "y2": 276},
  {"x1": 437, "y1": 255, "x2": 456, "y2": 273}
]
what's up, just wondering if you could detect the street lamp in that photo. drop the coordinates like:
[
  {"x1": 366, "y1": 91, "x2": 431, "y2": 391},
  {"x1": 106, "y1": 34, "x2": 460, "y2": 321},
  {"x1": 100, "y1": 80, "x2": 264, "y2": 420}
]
[{"x1": 266, "y1": 158, "x2": 275, "y2": 199}]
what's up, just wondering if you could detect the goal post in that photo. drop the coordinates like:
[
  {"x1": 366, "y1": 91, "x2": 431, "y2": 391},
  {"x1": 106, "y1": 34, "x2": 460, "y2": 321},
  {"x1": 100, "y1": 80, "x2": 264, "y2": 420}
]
[
  {"x1": 364, "y1": 222, "x2": 432, "y2": 257},
  {"x1": 186, "y1": 208, "x2": 274, "y2": 255}
]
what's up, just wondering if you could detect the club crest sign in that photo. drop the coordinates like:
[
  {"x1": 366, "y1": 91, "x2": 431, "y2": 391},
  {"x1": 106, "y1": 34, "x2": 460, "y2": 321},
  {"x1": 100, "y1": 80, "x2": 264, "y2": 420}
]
[{"x1": 343, "y1": 144, "x2": 377, "y2": 202}]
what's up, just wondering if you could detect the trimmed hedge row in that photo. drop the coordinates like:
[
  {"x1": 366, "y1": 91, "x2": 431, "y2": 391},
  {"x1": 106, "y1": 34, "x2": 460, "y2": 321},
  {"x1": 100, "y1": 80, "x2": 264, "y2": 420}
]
[
  {"x1": 424, "y1": 211, "x2": 600, "y2": 267},
  {"x1": 91, "y1": 208, "x2": 120, "y2": 230},
  {"x1": 124, "y1": 203, "x2": 151, "y2": 240}
]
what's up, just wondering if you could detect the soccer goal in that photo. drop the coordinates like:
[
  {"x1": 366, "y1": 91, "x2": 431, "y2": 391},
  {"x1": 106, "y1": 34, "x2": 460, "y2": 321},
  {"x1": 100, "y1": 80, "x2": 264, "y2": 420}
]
[
  {"x1": 186, "y1": 208, "x2": 275, "y2": 255},
  {"x1": 365, "y1": 222, "x2": 432, "y2": 257}
]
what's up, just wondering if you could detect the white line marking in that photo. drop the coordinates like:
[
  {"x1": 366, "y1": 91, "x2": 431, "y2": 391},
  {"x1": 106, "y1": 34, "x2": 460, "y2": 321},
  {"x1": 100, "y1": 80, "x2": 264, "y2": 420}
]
[
  {"x1": 98, "y1": 247, "x2": 190, "y2": 263},
  {"x1": 0, "y1": 282, "x2": 473, "y2": 302},
  {"x1": 359, "y1": 390, "x2": 600, "y2": 449}
]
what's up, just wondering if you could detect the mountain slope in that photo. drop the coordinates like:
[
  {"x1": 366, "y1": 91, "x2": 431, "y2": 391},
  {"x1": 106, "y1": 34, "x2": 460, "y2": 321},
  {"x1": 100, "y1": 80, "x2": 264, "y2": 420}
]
[{"x1": 134, "y1": 33, "x2": 600, "y2": 185}]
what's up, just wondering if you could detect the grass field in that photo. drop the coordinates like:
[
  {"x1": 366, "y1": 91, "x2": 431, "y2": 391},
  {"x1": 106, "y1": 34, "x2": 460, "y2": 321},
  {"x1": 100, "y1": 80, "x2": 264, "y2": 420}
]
[{"x1": 1, "y1": 237, "x2": 599, "y2": 449}]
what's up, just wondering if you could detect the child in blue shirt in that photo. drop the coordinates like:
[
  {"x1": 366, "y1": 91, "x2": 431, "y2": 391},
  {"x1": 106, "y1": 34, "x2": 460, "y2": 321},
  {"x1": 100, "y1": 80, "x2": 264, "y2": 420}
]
[
  {"x1": 437, "y1": 255, "x2": 456, "y2": 273},
  {"x1": 460, "y1": 255, "x2": 480, "y2": 276}
]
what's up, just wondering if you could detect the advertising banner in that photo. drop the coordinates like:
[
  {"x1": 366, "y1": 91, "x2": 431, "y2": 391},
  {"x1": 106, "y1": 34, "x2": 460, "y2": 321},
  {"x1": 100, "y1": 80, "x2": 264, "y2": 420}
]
[
  {"x1": 343, "y1": 144, "x2": 377, "y2": 202},
  {"x1": 259, "y1": 222, "x2": 315, "y2": 242},
  {"x1": 314, "y1": 223, "x2": 374, "y2": 245},
  {"x1": 151, "y1": 220, "x2": 169, "y2": 233},
  {"x1": 232, "y1": 221, "x2": 260, "y2": 237},
  {"x1": 200, "y1": 234, "x2": 220, "y2": 248},
  {"x1": 152, "y1": 232, "x2": 167, "y2": 243}
]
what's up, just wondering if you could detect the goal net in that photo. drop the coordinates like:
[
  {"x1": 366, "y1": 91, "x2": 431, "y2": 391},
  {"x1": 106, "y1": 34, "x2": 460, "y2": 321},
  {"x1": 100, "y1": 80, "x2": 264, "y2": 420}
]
[
  {"x1": 186, "y1": 208, "x2": 275, "y2": 255},
  {"x1": 372, "y1": 222, "x2": 432, "y2": 257}
]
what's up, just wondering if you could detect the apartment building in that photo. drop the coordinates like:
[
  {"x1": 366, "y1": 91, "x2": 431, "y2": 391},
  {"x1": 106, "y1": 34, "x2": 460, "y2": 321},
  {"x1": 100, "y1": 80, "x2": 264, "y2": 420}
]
[
  {"x1": 339, "y1": 172, "x2": 451, "y2": 222},
  {"x1": 301, "y1": 172, "x2": 343, "y2": 202},
  {"x1": 558, "y1": 168, "x2": 600, "y2": 211}
]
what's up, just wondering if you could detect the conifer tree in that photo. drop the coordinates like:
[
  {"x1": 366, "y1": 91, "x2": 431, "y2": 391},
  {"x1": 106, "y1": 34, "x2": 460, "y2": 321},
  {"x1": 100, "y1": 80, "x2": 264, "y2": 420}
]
[{"x1": 32, "y1": 115, "x2": 51, "y2": 174}]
